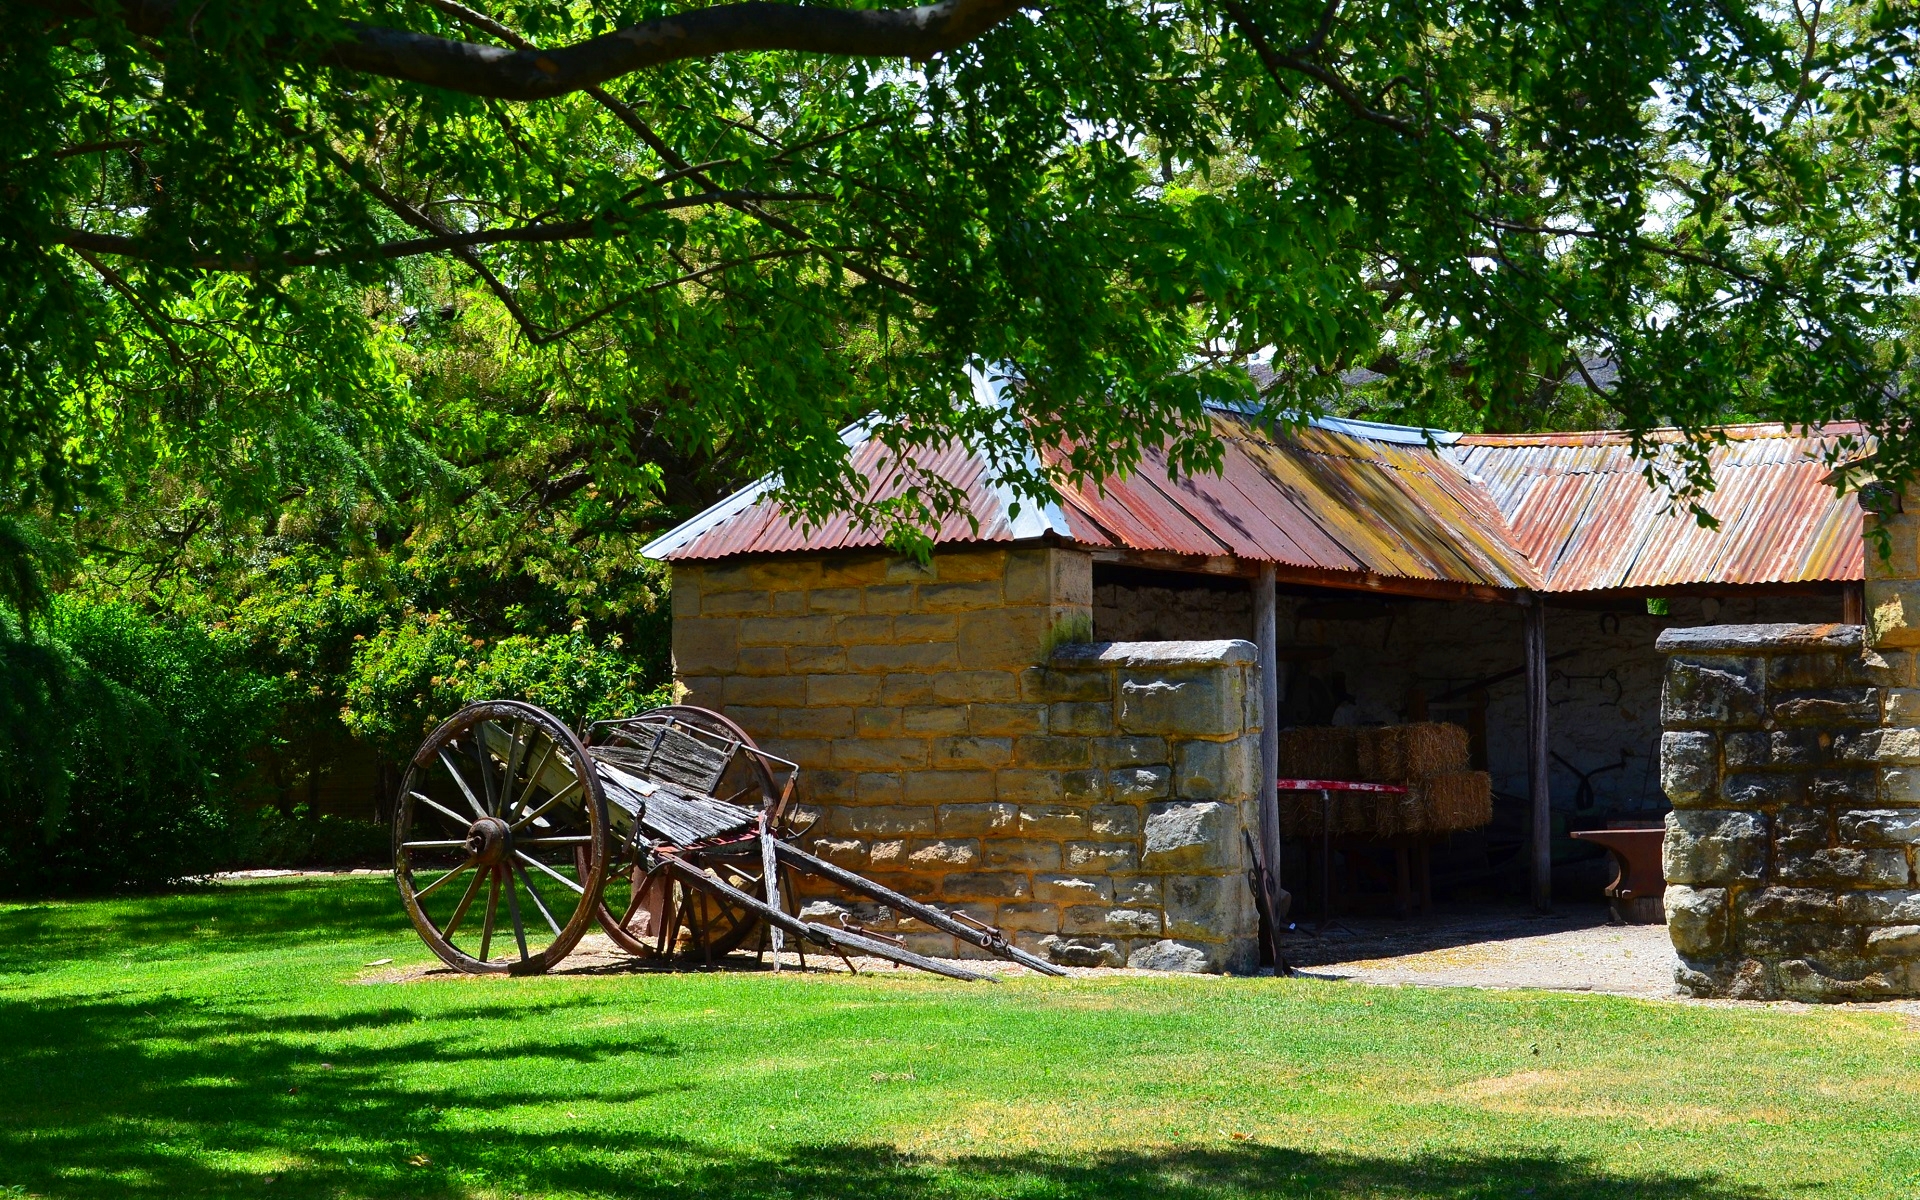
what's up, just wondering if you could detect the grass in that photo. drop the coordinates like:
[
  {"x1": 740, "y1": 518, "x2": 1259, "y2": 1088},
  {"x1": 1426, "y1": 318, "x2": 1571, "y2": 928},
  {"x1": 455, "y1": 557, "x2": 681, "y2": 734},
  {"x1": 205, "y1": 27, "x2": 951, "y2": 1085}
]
[{"x1": 3, "y1": 878, "x2": 1919, "y2": 1199}]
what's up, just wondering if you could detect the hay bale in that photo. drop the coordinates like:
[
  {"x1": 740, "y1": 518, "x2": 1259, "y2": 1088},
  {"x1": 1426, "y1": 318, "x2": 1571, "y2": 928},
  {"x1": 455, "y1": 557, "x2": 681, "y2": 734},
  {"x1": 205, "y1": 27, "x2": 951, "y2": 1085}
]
[
  {"x1": 1278, "y1": 789, "x2": 1328, "y2": 838},
  {"x1": 1420, "y1": 770, "x2": 1493, "y2": 833},
  {"x1": 1356, "y1": 723, "x2": 1469, "y2": 783},
  {"x1": 1278, "y1": 726, "x2": 1359, "y2": 781}
]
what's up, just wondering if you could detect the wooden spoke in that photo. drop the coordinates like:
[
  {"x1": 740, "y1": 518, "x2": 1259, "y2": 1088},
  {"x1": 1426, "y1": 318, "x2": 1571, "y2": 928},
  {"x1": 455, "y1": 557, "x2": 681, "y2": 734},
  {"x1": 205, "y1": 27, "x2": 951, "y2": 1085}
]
[
  {"x1": 439, "y1": 750, "x2": 489, "y2": 819},
  {"x1": 471, "y1": 724, "x2": 502, "y2": 815},
  {"x1": 502, "y1": 720, "x2": 529, "y2": 809},
  {"x1": 515, "y1": 864, "x2": 564, "y2": 936},
  {"x1": 479, "y1": 867, "x2": 502, "y2": 961},
  {"x1": 510, "y1": 779, "x2": 581, "y2": 830},
  {"x1": 517, "y1": 835, "x2": 594, "y2": 845},
  {"x1": 403, "y1": 839, "x2": 468, "y2": 850},
  {"x1": 443, "y1": 867, "x2": 488, "y2": 941},
  {"x1": 507, "y1": 735, "x2": 557, "y2": 822},
  {"x1": 414, "y1": 857, "x2": 476, "y2": 901},
  {"x1": 516, "y1": 849, "x2": 587, "y2": 895},
  {"x1": 504, "y1": 866, "x2": 531, "y2": 961},
  {"x1": 410, "y1": 790, "x2": 473, "y2": 829}
]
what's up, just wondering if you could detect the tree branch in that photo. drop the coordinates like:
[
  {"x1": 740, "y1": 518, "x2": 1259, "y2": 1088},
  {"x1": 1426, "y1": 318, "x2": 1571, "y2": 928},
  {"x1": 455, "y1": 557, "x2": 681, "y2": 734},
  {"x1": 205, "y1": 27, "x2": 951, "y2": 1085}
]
[
  {"x1": 35, "y1": 0, "x2": 1032, "y2": 100},
  {"x1": 1218, "y1": 0, "x2": 1415, "y2": 135}
]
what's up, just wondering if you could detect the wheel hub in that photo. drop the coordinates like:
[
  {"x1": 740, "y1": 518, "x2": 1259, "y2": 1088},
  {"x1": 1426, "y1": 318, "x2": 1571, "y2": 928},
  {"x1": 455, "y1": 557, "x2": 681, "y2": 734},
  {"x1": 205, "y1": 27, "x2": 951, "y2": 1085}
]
[{"x1": 466, "y1": 816, "x2": 512, "y2": 866}]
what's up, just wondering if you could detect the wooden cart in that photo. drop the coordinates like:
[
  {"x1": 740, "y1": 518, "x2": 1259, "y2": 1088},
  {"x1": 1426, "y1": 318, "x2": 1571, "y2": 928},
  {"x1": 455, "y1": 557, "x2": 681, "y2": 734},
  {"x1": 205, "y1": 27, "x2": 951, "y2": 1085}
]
[{"x1": 392, "y1": 700, "x2": 1064, "y2": 980}]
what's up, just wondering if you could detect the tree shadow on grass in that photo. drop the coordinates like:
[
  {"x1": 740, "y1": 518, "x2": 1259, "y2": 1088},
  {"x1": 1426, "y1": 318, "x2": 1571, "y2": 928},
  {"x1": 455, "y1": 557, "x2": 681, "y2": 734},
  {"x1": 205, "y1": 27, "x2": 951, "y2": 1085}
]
[
  {"x1": 0, "y1": 994, "x2": 1774, "y2": 1200},
  {"x1": 0, "y1": 876, "x2": 406, "y2": 973}
]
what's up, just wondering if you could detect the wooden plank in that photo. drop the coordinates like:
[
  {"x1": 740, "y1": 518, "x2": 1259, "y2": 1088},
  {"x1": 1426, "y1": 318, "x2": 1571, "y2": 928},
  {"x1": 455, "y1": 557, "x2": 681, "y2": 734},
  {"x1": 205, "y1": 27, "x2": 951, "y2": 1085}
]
[
  {"x1": 1253, "y1": 563, "x2": 1289, "y2": 929},
  {"x1": 1526, "y1": 598, "x2": 1552, "y2": 911}
]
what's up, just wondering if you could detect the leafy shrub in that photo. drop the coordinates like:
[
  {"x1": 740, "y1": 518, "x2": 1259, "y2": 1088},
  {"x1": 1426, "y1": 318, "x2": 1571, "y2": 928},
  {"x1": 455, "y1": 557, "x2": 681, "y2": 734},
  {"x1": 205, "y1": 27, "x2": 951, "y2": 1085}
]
[
  {"x1": 0, "y1": 598, "x2": 288, "y2": 893},
  {"x1": 342, "y1": 616, "x2": 668, "y2": 757},
  {"x1": 229, "y1": 805, "x2": 390, "y2": 869}
]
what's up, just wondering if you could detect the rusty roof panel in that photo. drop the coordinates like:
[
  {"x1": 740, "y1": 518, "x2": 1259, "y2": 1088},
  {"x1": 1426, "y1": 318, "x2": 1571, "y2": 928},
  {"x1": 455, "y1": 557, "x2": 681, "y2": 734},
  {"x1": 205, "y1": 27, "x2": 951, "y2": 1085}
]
[{"x1": 650, "y1": 412, "x2": 1864, "y2": 593}]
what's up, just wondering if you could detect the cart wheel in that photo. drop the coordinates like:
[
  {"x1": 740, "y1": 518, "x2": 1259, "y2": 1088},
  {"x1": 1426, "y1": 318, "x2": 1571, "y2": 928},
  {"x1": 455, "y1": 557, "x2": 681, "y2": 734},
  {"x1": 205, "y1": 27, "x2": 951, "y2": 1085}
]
[
  {"x1": 394, "y1": 700, "x2": 610, "y2": 975},
  {"x1": 586, "y1": 705, "x2": 783, "y2": 960}
]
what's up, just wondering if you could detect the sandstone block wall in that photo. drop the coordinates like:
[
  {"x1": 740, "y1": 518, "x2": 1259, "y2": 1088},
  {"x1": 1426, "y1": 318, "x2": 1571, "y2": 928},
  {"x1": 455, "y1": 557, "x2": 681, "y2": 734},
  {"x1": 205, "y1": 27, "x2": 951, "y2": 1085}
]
[
  {"x1": 1657, "y1": 623, "x2": 1920, "y2": 1000},
  {"x1": 669, "y1": 545, "x2": 1259, "y2": 971}
]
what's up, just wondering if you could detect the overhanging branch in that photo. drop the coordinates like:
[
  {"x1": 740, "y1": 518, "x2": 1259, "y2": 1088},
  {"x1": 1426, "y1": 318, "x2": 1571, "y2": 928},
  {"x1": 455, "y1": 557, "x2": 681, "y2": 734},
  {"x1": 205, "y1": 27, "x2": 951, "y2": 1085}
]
[{"x1": 33, "y1": 0, "x2": 1032, "y2": 99}]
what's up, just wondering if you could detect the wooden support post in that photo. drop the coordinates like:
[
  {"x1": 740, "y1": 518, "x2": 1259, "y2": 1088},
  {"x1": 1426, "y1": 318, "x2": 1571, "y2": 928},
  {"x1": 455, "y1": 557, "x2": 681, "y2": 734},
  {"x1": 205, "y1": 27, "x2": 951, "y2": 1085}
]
[
  {"x1": 1525, "y1": 597, "x2": 1552, "y2": 911},
  {"x1": 1253, "y1": 564, "x2": 1288, "y2": 924}
]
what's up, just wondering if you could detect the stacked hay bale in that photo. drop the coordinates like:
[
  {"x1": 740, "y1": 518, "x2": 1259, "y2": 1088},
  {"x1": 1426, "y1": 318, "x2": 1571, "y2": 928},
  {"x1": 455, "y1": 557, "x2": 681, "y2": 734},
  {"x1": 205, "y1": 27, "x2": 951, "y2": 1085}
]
[{"x1": 1278, "y1": 722, "x2": 1491, "y2": 838}]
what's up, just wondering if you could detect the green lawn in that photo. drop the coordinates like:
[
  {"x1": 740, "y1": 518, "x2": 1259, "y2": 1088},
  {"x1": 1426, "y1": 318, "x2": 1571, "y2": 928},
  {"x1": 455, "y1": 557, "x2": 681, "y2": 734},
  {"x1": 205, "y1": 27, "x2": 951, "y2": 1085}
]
[{"x1": 3, "y1": 878, "x2": 1917, "y2": 1199}]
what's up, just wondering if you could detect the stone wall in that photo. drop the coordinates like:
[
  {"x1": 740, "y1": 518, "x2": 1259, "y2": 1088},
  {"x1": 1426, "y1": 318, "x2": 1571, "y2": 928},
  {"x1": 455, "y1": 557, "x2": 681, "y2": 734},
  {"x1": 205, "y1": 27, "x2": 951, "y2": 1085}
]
[
  {"x1": 1658, "y1": 623, "x2": 1920, "y2": 1000},
  {"x1": 669, "y1": 546, "x2": 1260, "y2": 971}
]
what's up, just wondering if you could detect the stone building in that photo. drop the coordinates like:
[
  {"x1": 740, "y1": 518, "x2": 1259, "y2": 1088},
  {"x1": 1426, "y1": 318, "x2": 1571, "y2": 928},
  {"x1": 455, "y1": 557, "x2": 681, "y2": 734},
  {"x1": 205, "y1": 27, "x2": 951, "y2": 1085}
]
[{"x1": 645, "y1": 407, "x2": 1867, "y2": 971}]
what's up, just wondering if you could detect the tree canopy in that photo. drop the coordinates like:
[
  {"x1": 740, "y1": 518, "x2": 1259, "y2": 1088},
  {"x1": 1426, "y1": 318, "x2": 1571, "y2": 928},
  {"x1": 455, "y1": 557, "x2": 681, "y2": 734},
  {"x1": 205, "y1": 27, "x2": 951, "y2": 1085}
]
[{"x1": 6, "y1": 0, "x2": 1920, "y2": 565}]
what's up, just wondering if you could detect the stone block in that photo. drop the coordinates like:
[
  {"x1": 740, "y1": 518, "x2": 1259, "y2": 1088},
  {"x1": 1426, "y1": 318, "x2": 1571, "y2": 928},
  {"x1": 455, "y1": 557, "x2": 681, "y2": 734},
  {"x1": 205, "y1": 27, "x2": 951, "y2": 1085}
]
[
  {"x1": 1663, "y1": 810, "x2": 1767, "y2": 885},
  {"x1": 1721, "y1": 772, "x2": 1802, "y2": 808},
  {"x1": 1127, "y1": 939, "x2": 1228, "y2": 973},
  {"x1": 1832, "y1": 729, "x2": 1884, "y2": 763},
  {"x1": 880, "y1": 674, "x2": 936, "y2": 706},
  {"x1": 1116, "y1": 877, "x2": 1162, "y2": 905},
  {"x1": 741, "y1": 615, "x2": 837, "y2": 647},
  {"x1": 932, "y1": 736, "x2": 1014, "y2": 769},
  {"x1": 781, "y1": 707, "x2": 854, "y2": 738},
  {"x1": 996, "y1": 902, "x2": 1061, "y2": 932},
  {"x1": 865, "y1": 584, "x2": 915, "y2": 613},
  {"x1": 1021, "y1": 666, "x2": 1113, "y2": 703},
  {"x1": 734, "y1": 645, "x2": 788, "y2": 676},
  {"x1": 1884, "y1": 766, "x2": 1920, "y2": 804},
  {"x1": 1119, "y1": 669, "x2": 1245, "y2": 738},
  {"x1": 1002, "y1": 548, "x2": 1053, "y2": 604},
  {"x1": 1063, "y1": 906, "x2": 1162, "y2": 937},
  {"x1": 1049, "y1": 702, "x2": 1115, "y2": 736},
  {"x1": 997, "y1": 770, "x2": 1064, "y2": 804},
  {"x1": 875, "y1": 555, "x2": 934, "y2": 584},
  {"x1": 1771, "y1": 807, "x2": 1831, "y2": 856},
  {"x1": 1722, "y1": 731, "x2": 1772, "y2": 769},
  {"x1": 1142, "y1": 801, "x2": 1239, "y2": 872},
  {"x1": 970, "y1": 704, "x2": 1047, "y2": 736},
  {"x1": 919, "y1": 580, "x2": 1004, "y2": 612},
  {"x1": 1035, "y1": 874, "x2": 1113, "y2": 903},
  {"x1": 1093, "y1": 736, "x2": 1169, "y2": 768},
  {"x1": 833, "y1": 738, "x2": 930, "y2": 772},
  {"x1": 856, "y1": 773, "x2": 906, "y2": 804},
  {"x1": 1743, "y1": 920, "x2": 1860, "y2": 959},
  {"x1": 1014, "y1": 736, "x2": 1091, "y2": 768},
  {"x1": 1089, "y1": 804, "x2": 1141, "y2": 839},
  {"x1": 1065, "y1": 841, "x2": 1138, "y2": 872},
  {"x1": 939, "y1": 802, "x2": 1019, "y2": 836},
  {"x1": 1886, "y1": 688, "x2": 1920, "y2": 726},
  {"x1": 1838, "y1": 889, "x2": 1920, "y2": 923},
  {"x1": 1776, "y1": 958, "x2": 1908, "y2": 1002},
  {"x1": 867, "y1": 839, "x2": 908, "y2": 867},
  {"x1": 1880, "y1": 727, "x2": 1920, "y2": 766},
  {"x1": 941, "y1": 871, "x2": 1031, "y2": 900},
  {"x1": 1734, "y1": 887, "x2": 1838, "y2": 922},
  {"x1": 982, "y1": 839, "x2": 1063, "y2": 870},
  {"x1": 773, "y1": 591, "x2": 807, "y2": 616},
  {"x1": 1662, "y1": 656, "x2": 1766, "y2": 727},
  {"x1": 849, "y1": 642, "x2": 959, "y2": 673},
  {"x1": 671, "y1": 578, "x2": 702, "y2": 618},
  {"x1": 1061, "y1": 769, "x2": 1104, "y2": 802},
  {"x1": 1043, "y1": 936, "x2": 1125, "y2": 968},
  {"x1": 674, "y1": 618, "x2": 739, "y2": 673},
  {"x1": 894, "y1": 613, "x2": 959, "y2": 642},
  {"x1": 833, "y1": 614, "x2": 896, "y2": 645},
  {"x1": 1663, "y1": 885, "x2": 1728, "y2": 956},
  {"x1": 907, "y1": 838, "x2": 981, "y2": 867},
  {"x1": 701, "y1": 589, "x2": 773, "y2": 616},
  {"x1": 1660, "y1": 731, "x2": 1718, "y2": 806},
  {"x1": 1866, "y1": 925, "x2": 1920, "y2": 955},
  {"x1": 1870, "y1": 580, "x2": 1920, "y2": 649},
  {"x1": 1766, "y1": 729, "x2": 1825, "y2": 768},
  {"x1": 843, "y1": 805, "x2": 937, "y2": 836},
  {"x1": 903, "y1": 770, "x2": 996, "y2": 804},
  {"x1": 1175, "y1": 739, "x2": 1254, "y2": 801},
  {"x1": 761, "y1": 738, "x2": 830, "y2": 769},
  {"x1": 1806, "y1": 770, "x2": 1877, "y2": 805},
  {"x1": 1773, "y1": 688, "x2": 1880, "y2": 727},
  {"x1": 1777, "y1": 848, "x2": 1910, "y2": 888},
  {"x1": 811, "y1": 837, "x2": 868, "y2": 868},
  {"x1": 934, "y1": 671, "x2": 1020, "y2": 704},
  {"x1": 807, "y1": 674, "x2": 880, "y2": 706},
  {"x1": 901, "y1": 932, "x2": 959, "y2": 959},
  {"x1": 1111, "y1": 766, "x2": 1172, "y2": 802},
  {"x1": 1163, "y1": 875, "x2": 1232, "y2": 938},
  {"x1": 1842, "y1": 809, "x2": 1920, "y2": 845},
  {"x1": 788, "y1": 644, "x2": 849, "y2": 673},
  {"x1": 956, "y1": 608, "x2": 1048, "y2": 669},
  {"x1": 1020, "y1": 805, "x2": 1089, "y2": 838},
  {"x1": 856, "y1": 707, "x2": 902, "y2": 737},
  {"x1": 903, "y1": 705, "x2": 969, "y2": 735},
  {"x1": 933, "y1": 549, "x2": 1010, "y2": 583},
  {"x1": 807, "y1": 587, "x2": 865, "y2": 613}
]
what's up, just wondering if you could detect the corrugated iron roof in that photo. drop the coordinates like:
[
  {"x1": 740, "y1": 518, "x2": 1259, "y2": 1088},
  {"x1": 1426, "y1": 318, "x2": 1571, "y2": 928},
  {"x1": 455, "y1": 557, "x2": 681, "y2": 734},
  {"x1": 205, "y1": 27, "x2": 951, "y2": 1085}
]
[
  {"x1": 1454, "y1": 424, "x2": 1865, "y2": 590},
  {"x1": 645, "y1": 413, "x2": 1867, "y2": 593}
]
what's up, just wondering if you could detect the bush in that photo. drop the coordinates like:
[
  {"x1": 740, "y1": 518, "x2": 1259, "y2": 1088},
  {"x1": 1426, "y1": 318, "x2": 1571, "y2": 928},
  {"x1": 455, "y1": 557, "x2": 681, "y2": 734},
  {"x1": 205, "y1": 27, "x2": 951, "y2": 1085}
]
[
  {"x1": 229, "y1": 805, "x2": 391, "y2": 869},
  {"x1": 341, "y1": 615, "x2": 670, "y2": 758},
  {"x1": 0, "y1": 598, "x2": 289, "y2": 893}
]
